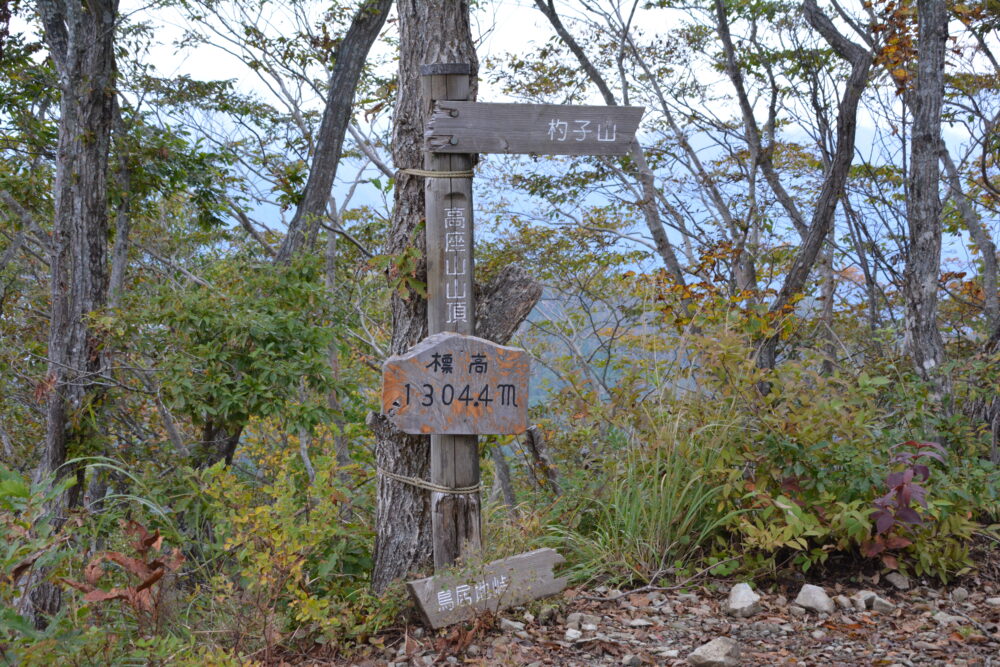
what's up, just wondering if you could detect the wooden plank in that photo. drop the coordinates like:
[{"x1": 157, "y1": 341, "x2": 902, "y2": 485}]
[
  {"x1": 422, "y1": 68, "x2": 482, "y2": 569},
  {"x1": 426, "y1": 102, "x2": 644, "y2": 155},
  {"x1": 407, "y1": 548, "x2": 567, "y2": 629},
  {"x1": 382, "y1": 332, "x2": 529, "y2": 436}
]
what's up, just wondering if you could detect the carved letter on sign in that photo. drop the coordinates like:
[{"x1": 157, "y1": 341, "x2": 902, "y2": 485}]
[
  {"x1": 408, "y1": 548, "x2": 566, "y2": 629},
  {"x1": 382, "y1": 332, "x2": 529, "y2": 435}
]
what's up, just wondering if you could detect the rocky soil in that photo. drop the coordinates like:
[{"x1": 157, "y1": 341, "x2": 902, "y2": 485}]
[{"x1": 330, "y1": 573, "x2": 1000, "y2": 667}]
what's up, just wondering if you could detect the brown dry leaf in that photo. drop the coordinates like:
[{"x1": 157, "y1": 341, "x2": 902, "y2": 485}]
[
  {"x1": 628, "y1": 594, "x2": 651, "y2": 608},
  {"x1": 84, "y1": 556, "x2": 106, "y2": 586},
  {"x1": 9, "y1": 549, "x2": 47, "y2": 585},
  {"x1": 135, "y1": 567, "x2": 165, "y2": 593},
  {"x1": 61, "y1": 577, "x2": 95, "y2": 594},
  {"x1": 83, "y1": 588, "x2": 130, "y2": 603},
  {"x1": 104, "y1": 551, "x2": 156, "y2": 579}
]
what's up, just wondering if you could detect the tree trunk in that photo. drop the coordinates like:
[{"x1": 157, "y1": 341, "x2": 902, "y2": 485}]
[
  {"x1": 754, "y1": 0, "x2": 871, "y2": 371},
  {"x1": 371, "y1": 0, "x2": 479, "y2": 594},
  {"x1": 903, "y1": 0, "x2": 948, "y2": 384},
  {"x1": 275, "y1": 0, "x2": 394, "y2": 262},
  {"x1": 32, "y1": 0, "x2": 119, "y2": 623}
]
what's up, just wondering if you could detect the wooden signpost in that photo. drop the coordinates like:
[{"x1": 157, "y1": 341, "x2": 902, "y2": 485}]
[
  {"x1": 379, "y1": 62, "x2": 643, "y2": 627},
  {"x1": 426, "y1": 101, "x2": 643, "y2": 156}
]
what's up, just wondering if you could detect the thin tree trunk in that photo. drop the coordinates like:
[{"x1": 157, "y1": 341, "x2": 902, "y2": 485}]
[
  {"x1": 326, "y1": 215, "x2": 351, "y2": 481},
  {"x1": 196, "y1": 0, "x2": 392, "y2": 469},
  {"x1": 275, "y1": 0, "x2": 394, "y2": 262},
  {"x1": 902, "y1": 0, "x2": 948, "y2": 385},
  {"x1": 523, "y1": 425, "x2": 560, "y2": 496},
  {"x1": 942, "y1": 150, "x2": 998, "y2": 330},
  {"x1": 754, "y1": 0, "x2": 871, "y2": 371},
  {"x1": 533, "y1": 0, "x2": 689, "y2": 292},
  {"x1": 490, "y1": 446, "x2": 518, "y2": 520}
]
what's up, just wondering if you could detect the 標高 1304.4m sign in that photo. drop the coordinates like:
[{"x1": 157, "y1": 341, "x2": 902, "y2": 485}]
[{"x1": 382, "y1": 332, "x2": 529, "y2": 435}]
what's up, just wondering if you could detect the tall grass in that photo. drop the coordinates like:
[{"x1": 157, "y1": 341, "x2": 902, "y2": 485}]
[{"x1": 550, "y1": 417, "x2": 745, "y2": 586}]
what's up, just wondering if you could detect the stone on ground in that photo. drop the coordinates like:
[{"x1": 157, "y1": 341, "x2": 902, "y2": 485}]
[
  {"x1": 687, "y1": 637, "x2": 740, "y2": 666},
  {"x1": 885, "y1": 572, "x2": 910, "y2": 591},
  {"x1": 871, "y1": 595, "x2": 896, "y2": 613},
  {"x1": 794, "y1": 584, "x2": 835, "y2": 614},
  {"x1": 852, "y1": 590, "x2": 876, "y2": 611},
  {"x1": 500, "y1": 618, "x2": 525, "y2": 632},
  {"x1": 951, "y1": 587, "x2": 969, "y2": 603},
  {"x1": 726, "y1": 583, "x2": 762, "y2": 618}
]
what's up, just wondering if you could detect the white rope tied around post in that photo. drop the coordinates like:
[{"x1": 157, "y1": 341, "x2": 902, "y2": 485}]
[
  {"x1": 377, "y1": 466, "x2": 481, "y2": 495},
  {"x1": 399, "y1": 168, "x2": 475, "y2": 179}
]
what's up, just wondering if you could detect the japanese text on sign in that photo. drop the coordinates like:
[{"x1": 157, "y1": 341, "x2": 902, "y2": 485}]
[
  {"x1": 547, "y1": 118, "x2": 618, "y2": 143},
  {"x1": 443, "y1": 206, "x2": 468, "y2": 325},
  {"x1": 435, "y1": 575, "x2": 509, "y2": 612}
]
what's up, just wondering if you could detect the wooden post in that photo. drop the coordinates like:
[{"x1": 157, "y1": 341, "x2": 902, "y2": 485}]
[{"x1": 422, "y1": 63, "x2": 480, "y2": 569}]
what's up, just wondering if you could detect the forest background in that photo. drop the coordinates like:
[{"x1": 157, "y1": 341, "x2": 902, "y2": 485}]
[{"x1": 1, "y1": 0, "x2": 999, "y2": 663}]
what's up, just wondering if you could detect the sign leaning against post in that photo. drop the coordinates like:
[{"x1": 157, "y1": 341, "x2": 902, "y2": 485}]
[{"x1": 379, "y1": 62, "x2": 643, "y2": 628}]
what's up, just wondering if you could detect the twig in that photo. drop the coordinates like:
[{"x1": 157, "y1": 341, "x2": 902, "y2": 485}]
[{"x1": 580, "y1": 557, "x2": 740, "y2": 602}]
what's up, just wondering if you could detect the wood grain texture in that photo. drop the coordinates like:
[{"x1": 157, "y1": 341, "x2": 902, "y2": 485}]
[
  {"x1": 408, "y1": 548, "x2": 567, "y2": 628},
  {"x1": 382, "y1": 332, "x2": 529, "y2": 435},
  {"x1": 422, "y1": 69, "x2": 483, "y2": 570},
  {"x1": 426, "y1": 102, "x2": 643, "y2": 155}
]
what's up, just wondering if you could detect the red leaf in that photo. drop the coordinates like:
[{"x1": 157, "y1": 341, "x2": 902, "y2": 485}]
[
  {"x1": 880, "y1": 553, "x2": 899, "y2": 569},
  {"x1": 885, "y1": 536, "x2": 912, "y2": 549},
  {"x1": 861, "y1": 539, "x2": 885, "y2": 557},
  {"x1": 895, "y1": 507, "x2": 923, "y2": 524}
]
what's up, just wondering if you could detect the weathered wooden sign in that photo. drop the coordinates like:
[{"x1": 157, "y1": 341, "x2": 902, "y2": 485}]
[
  {"x1": 382, "y1": 332, "x2": 529, "y2": 435},
  {"x1": 408, "y1": 548, "x2": 566, "y2": 629},
  {"x1": 426, "y1": 101, "x2": 644, "y2": 156}
]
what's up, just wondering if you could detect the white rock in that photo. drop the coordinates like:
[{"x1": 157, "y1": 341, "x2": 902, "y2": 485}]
[
  {"x1": 659, "y1": 649, "x2": 680, "y2": 658},
  {"x1": 687, "y1": 637, "x2": 740, "y2": 667},
  {"x1": 951, "y1": 587, "x2": 969, "y2": 603},
  {"x1": 985, "y1": 597, "x2": 1000, "y2": 607},
  {"x1": 622, "y1": 655, "x2": 642, "y2": 667},
  {"x1": 871, "y1": 596, "x2": 896, "y2": 613},
  {"x1": 581, "y1": 623, "x2": 598, "y2": 632},
  {"x1": 564, "y1": 628, "x2": 583, "y2": 641},
  {"x1": 788, "y1": 605, "x2": 807, "y2": 618},
  {"x1": 834, "y1": 594, "x2": 852, "y2": 611},
  {"x1": 726, "y1": 583, "x2": 762, "y2": 618},
  {"x1": 885, "y1": 572, "x2": 910, "y2": 591},
  {"x1": 795, "y1": 584, "x2": 835, "y2": 614},
  {"x1": 852, "y1": 590, "x2": 876, "y2": 611},
  {"x1": 811, "y1": 629, "x2": 827, "y2": 640},
  {"x1": 933, "y1": 611, "x2": 964, "y2": 626},
  {"x1": 628, "y1": 618, "x2": 654, "y2": 627},
  {"x1": 500, "y1": 618, "x2": 525, "y2": 632},
  {"x1": 565, "y1": 612, "x2": 583, "y2": 630}
]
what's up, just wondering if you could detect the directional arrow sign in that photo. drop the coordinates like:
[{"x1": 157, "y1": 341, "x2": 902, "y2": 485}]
[
  {"x1": 426, "y1": 102, "x2": 644, "y2": 156},
  {"x1": 382, "y1": 332, "x2": 529, "y2": 435}
]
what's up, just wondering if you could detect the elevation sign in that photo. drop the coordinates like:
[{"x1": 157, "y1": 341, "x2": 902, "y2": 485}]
[{"x1": 382, "y1": 332, "x2": 529, "y2": 435}]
